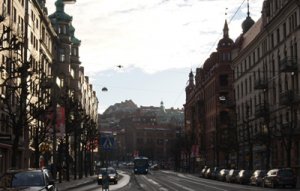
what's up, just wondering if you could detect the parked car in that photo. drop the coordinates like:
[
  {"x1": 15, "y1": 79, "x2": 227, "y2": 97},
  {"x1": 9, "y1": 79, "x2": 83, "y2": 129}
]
[
  {"x1": 0, "y1": 168, "x2": 58, "y2": 191},
  {"x1": 200, "y1": 166, "x2": 209, "y2": 178},
  {"x1": 97, "y1": 167, "x2": 119, "y2": 185},
  {"x1": 249, "y1": 170, "x2": 267, "y2": 186},
  {"x1": 262, "y1": 168, "x2": 297, "y2": 188},
  {"x1": 236, "y1": 169, "x2": 252, "y2": 184},
  {"x1": 204, "y1": 167, "x2": 212, "y2": 179},
  {"x1": 217, "y1": 169, "x2": 229, "y2": 182},
  {"x1": 210, "y1": 167, "x2": 220, "y2": 180},
  {"x1": 225, "y1": 169, "x2": 239, "y2": 183},
  {"x1": 150, "y1": 164, "x2": 160, "y2": 171}
]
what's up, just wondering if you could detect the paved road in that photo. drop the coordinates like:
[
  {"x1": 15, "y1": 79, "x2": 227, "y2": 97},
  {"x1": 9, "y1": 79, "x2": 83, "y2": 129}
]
[{"x1": 57, "y1": 169, "x2": 300, "y2": 191}]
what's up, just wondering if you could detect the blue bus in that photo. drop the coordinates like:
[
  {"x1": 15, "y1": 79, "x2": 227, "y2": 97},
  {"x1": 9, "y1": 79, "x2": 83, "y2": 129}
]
[{"x1": 133, "y1": 157, "x2": 149, "y2": 174}]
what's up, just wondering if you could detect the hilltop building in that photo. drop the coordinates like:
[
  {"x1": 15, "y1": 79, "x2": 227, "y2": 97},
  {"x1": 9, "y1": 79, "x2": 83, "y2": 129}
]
[{"x1": 99, "y1": 101, "x2": 184, "y2": 166}]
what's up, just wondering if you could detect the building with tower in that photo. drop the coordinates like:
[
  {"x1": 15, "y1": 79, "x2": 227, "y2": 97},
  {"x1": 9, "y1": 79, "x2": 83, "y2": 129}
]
[
  {"x1": 0, "y1": 0, "x2": 98, "y2": 177},
  {"x1": 185, "y1": 0, "x2": 300, "y2": 175},
  {"x1": 184, "y1": 18, "x2": 235, "y2": 169}
]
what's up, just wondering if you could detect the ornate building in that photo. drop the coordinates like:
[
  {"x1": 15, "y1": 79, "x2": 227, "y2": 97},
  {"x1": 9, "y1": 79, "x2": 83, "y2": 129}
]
[
  {"x1": 232, "y1": 0, "x2": 300, "y2": 171},
  {"x1": 184, "y1": 19, "x2": 235, "y2": 170},
  {"x1": 0, "y1": 0, "x2": 98, "y2": 177},
  {"x1": 185, "y1": 0, "x2": 300, "y2": 175}
]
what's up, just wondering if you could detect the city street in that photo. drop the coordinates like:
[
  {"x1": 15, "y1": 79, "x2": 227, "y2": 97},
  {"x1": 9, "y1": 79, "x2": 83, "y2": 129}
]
[{"x1": 58, "y1": 169, "x2": 300, "y2": 191}]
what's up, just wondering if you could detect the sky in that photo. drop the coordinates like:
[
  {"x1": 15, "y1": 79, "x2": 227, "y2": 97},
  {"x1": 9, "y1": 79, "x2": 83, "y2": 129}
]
[{"x1": 45, "y1": 0, "x2": 263, "y2": 114}]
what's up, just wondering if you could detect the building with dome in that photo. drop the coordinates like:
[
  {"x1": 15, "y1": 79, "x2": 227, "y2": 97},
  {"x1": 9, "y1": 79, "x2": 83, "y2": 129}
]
[
  {"x1": 0, "y1": 0, "x2": 98, "y2": 177},
  {"x1": 185, "y1": 0, "x2": 300, "y2": 175},
  {"x1": 184, "y1": 18, "x2": 235, "y2": 170}
]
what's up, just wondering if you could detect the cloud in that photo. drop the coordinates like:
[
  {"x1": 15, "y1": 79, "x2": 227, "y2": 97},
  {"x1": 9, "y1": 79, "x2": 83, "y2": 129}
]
[{"x1": 46, "y1": 0, "x2": 262, "y2": 74}]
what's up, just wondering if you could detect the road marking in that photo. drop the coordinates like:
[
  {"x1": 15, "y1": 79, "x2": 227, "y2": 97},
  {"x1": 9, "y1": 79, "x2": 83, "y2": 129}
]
[{"x1": 142, "y1": 175, "x2": 169, "y2": 191}]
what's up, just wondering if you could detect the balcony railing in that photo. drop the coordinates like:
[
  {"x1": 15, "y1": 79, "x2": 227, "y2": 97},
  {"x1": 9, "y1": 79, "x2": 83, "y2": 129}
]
[
  {"x1": 219, "y1": 98, "x2": 235, "y2": 109},
  {"x1": 252, "y1": 131, "x2": 268, "y2": 143},
  {"x1": 254, "y1": 79, "x2": 268, "y2": 90},
  {"x1": 279, "y1": 57, "x2": 298, "y2": 72},
  {"x1": 255, "y1": 103, "x2": 269, "y2": 118},
  {"x1": 281, "y1": 121, "x2": 300, "y2": 136},
  {"x1": 279, "y1": 90, "x2": 300, "y2": 105}
]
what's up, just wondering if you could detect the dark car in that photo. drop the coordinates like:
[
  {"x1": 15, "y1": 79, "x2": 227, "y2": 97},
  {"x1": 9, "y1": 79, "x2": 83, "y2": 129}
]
[
  {"x1": 210, "y1": 167, "x2": 220, "y2": 180},
  {"x1": 249, "y1": 170, "x2": 266, "y2": 186},
  {"x1": 262, "y1": 168, "x2": 297, "y2": 188},
  {"x1": 217, "y1": 169, "x2": 229, "y2": 181},
  {"x1": 97, "y1": 167, "x2": 119, "y2": 185},
  {"x1": 0, "y1": 168, "x2": 58, "y2": 191},
  {"x1": 236, "y1": 169, "x2": 252, "y2": 184},
  {"x1": 225, "y1": 169, "x2": 239, "y2": 183}
]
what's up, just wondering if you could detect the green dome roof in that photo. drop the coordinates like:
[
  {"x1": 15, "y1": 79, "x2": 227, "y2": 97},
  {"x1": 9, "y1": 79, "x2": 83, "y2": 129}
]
[
  {"x1": 49, "y1": 0, "x2": 72, "y2": 22},
  {"x1": 69, "y1": 25, "x2": 81, "y2": 45}
]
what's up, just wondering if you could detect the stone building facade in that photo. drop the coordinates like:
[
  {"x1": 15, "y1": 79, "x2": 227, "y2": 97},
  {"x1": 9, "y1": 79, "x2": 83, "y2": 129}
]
[
  {"x1": 0, "y1": 0, "x2": 98, "y2": 176},
  {"x1": 232, "y1": 0, "x2": 300, "y2": 171},
  {"x1": 185, "y1": 0, "x2": 300, "y2": 174}
]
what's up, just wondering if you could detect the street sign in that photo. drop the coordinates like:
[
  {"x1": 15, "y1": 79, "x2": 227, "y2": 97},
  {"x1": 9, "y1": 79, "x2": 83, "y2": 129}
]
[{"x1": 100, "y1": 136, "x2": 114, "y2": 151}]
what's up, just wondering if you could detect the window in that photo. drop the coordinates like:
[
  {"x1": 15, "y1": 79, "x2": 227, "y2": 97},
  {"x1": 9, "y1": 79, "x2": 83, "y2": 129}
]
[
  {"x1": 7, "y1": 0, "x2": 11, "y2": 15},
  {"x1": 219, "y1": 75, "x2": 228, "y2": 86},
  {"x1": 249, "y1": 76, "x2": 252, "y2": 92},
  {"x1": 72, "y1": 47, "x2": 77, "y2": 56},
  {"x1": 36, "y1": 18, "x2": 38, "y2": 29},
  {"x1": 30, "y1": 32, "x2": 33, "y2": 45},
  {"x1": 276, "y1": 28, "x2": 280, "y2": 44},
  {"x1": 283, "y1": 22, "x2": 287, "y2": 37},
  {"x1": 63, "y1": 25, "x2": 67, "y2": 34},
  {"x1": 13, "y1": 7, "x2": 16, "y2": 22},
  {"x1": 271, "y1": 33, "x2": 274, "y2": 48},
  {"x1": 245, "y1": 79, "x2": 248, "y2": 94},
  {"x1": 59, "y1": 49, "x2": 65, "y2": 62}
]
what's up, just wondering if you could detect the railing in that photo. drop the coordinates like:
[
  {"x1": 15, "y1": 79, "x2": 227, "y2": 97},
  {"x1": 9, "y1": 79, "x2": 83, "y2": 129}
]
[
  {"x1": 254, "y1": 79, "x2": 268, "y2": 90},
  {"x1": 279, "y1": 57, "x2": 298, "y2": 72},
  {"x1": 279, "y1": 90, "x2": 300, "y2": 105},
  {"x1": 281, "y1": 121, "x2": 300, "y2": 136},
  {"x1": 255, "y1": 103, "x2": 269, "y2": 118}
]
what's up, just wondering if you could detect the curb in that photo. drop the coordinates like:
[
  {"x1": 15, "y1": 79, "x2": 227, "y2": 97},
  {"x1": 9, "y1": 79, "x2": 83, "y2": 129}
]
[{"x1": 57, "y1": 177, "x2": 97, "y2": 191}]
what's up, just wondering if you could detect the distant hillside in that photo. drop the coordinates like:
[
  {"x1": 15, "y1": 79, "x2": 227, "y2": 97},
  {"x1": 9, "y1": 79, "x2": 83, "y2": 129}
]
[{"x1": 103, "y1": 100, "x2": 138, "y2": 115}]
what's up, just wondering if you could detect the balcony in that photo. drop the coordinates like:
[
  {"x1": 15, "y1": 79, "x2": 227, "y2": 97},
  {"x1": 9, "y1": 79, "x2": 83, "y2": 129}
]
[
  {"x1": 279, "y1": 90, "x2": 300, "y2": 105},
  {"x1": 279, "y1": 57, "x2": 298, "y2": 73},
  {"x1": 255, "y1": 103, "x2": 269, "y2": 118},
  {"x1": 252, "y1": 131, "x2": 268, "y2": 143},
  {"x1": 254, "y1": 79, "x2": 268, "y2": 90},
  {"x1": 219, "y1": 97, "x2": 235, "y2": 109},
  {"x1": 281, "y1": 121, "x2": 300, "y2": 136}
]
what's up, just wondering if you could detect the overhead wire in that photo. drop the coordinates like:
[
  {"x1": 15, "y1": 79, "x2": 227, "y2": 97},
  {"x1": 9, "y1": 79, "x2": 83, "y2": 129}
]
[
  {"x1": 197, "y1": 0, "x2": 246, "y2": 69},
  {"x1": 172, "y1": 0, "x2": 247, "y2": 108}
]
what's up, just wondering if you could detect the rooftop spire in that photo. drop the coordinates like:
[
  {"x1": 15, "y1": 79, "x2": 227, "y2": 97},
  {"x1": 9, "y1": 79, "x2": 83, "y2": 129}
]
[
  {"x1": 242, "y1": 0, "x2": 254, "y2": 33},
  {"x1": 247, "y1": 0, "x2": 250, "y2": 17},
  {"x1": 223, "y1": 20, "x2": 229, "y2": 38}
]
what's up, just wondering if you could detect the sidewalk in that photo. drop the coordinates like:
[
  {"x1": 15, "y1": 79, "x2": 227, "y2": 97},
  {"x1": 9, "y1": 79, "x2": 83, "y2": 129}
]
[{"x1": 56, "y1": 175, "x2": 97, "y2": 191}]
